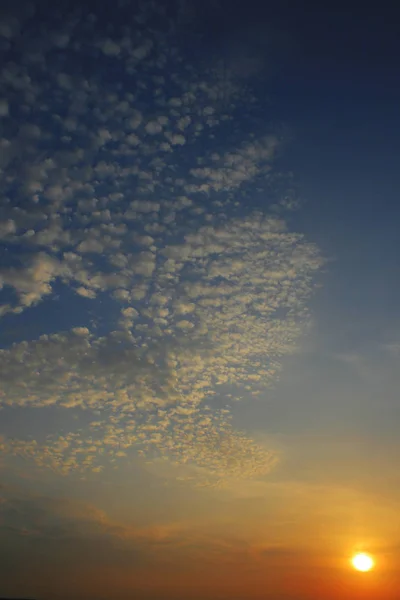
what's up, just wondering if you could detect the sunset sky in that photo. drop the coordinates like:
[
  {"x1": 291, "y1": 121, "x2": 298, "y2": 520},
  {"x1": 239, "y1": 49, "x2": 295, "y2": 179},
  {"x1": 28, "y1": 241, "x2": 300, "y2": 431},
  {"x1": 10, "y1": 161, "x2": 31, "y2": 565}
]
[{"x1": 1, "y1": 1, "x2": 400, "y2": 599}]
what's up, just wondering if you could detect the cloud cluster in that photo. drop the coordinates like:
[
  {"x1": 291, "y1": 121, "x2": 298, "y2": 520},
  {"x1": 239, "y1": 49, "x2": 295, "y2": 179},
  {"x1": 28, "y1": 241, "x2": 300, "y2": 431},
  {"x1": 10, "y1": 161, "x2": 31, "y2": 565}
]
[{"x1": 0, "y1": 0, "x2": 323, "y2": 484}]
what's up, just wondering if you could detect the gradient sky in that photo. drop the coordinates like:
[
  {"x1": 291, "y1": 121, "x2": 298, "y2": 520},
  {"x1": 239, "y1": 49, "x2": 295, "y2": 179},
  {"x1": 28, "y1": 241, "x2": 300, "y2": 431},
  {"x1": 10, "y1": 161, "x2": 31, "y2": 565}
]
[{"x1": 1, "y1": 1, "x2": 400, "y2": 599}]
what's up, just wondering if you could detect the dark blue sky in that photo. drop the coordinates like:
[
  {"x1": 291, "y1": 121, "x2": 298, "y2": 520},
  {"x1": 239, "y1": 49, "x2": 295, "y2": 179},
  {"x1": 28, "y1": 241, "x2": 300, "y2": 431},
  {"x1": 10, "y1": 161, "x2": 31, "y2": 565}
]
[
  {"x1": 210, "y1": 0, "x2": 400, "y2": 259},
  {"x1": 264, "y1": 1, "x2": 400, "y2": 350}
]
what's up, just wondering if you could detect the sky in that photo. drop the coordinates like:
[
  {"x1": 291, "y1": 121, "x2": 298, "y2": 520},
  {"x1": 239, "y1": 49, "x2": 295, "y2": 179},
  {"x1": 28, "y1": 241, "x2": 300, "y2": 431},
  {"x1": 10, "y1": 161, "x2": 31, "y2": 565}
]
[{"x1": 1, "y1": 1, "x2": 400, "y2": 599}]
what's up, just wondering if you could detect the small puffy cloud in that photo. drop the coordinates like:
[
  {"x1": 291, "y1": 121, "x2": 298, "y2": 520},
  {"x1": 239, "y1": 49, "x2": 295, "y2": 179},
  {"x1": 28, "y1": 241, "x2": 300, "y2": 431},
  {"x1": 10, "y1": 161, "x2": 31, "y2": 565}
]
[
  {"x1": 75, "y1": 287, "x2": 97, "y2": 299},
  {"x1": 165, "y1": 132, "x2": 186, "y2": 146},
  {"x1": 127, "y1": 110, "x2": 143, "y2": 129},
  {"x1": 0, "y1": 16, "x2": 22, "y2": 40},
  {"x1": 126, "y1": 133, "x2": 140, "y2": 146},
  {"x1": 177, "y1": 116, "x2": 191, "y2": 131},
  {"x1": 134, "y1": 235, "x2": 154, "y2": 246},
  {"x1": 0, "y1": 219, "x2": 16, "y2": 237},
  {"x1": 72, "y1": 327, "x2": 91, "y2": 336},
  {"x1": 113, "y1": 289, "x2": 130, "y2": 302},
  {"x1": 77, "y1": 238, "x2": 105, "y2": 253},
  {"x1": 0, "y1": 99, "x2": 9, "y2": 117},
  {"x1": 52, "y1": 32, "x2": 70, "y2": 48},
  {"x1": 175, "y1": 302, "x2": 196, "y2": 315},
  {"x1": 100, "y1": 39, "x2": 121, "y2": 56},
  {"x1": 169, "y1": 97, "x2": 182, "y2": 107},
  {"x1": 96, "y1": 128, "x2": 113, "y2": 145},
  {"x1": 131, "y1": 200, "x2": 160, "y2": 213},
  {"x1": 145, "y1": 120, "x2": 163, "y2": 135},
  {"x1": 131, "y1": 252, "x2": 156, "y2": 276},
  {"x1": 56, "y1": 73, "x2": 73, "y2": 90},
  {"x1": 121, "y1": 307, "x2": 139, "y2": 319},
  {"x1": 0, "y1": 253, "x2": 65, "y2": 309},
  {"x1": 176, "y1": 319, "x2": 194, "y2": 330},
  {"x1": 131, "y1": 39, "x2": 153, "y2": 60},
  {"x1": 131, "y1": 283, "x2": 148, "y2": 301}
]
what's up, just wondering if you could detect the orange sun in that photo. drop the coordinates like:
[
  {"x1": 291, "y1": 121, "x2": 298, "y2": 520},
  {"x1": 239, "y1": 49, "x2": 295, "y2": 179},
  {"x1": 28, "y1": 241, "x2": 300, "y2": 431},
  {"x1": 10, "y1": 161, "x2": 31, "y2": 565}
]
[{"x1": 351, "y1": 552, "x2": 375, "y2": 572}]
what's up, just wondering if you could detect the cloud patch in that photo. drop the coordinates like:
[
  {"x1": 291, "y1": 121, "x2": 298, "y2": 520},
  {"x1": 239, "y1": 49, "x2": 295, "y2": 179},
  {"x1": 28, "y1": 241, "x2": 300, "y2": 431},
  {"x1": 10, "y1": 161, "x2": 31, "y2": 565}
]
[{"x1": 0, "y1": 0, "x2": 323, "y2": 486}]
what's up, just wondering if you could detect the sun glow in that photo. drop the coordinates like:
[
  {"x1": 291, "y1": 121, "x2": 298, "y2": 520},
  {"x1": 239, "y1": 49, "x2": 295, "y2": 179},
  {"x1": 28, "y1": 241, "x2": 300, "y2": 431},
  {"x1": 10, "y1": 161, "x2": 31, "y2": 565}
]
[{"x1": 351, "y1": 553, "x2": 375, "y2": 572}]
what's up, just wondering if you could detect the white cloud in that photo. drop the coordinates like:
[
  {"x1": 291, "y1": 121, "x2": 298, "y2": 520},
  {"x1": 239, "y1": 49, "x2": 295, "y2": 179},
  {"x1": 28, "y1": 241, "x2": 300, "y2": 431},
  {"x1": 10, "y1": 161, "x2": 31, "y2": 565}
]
[
  {"x1": 77, "y1": 238, "x2": 106, "y2": 253},
  {"x1": 0, "y1": 253, "x2": 65, "y2": 309},
  {"x1": 145, "y1": 120, "x2": 163, "y2": 135},
  {"x1": 176, "y1": 319, "x2": 195, "y2": 330},
  {"x1": 0, "y1": 219, "x2": 16, "y2": 237},
  {"x1": 131, "y1": 39, "x2": 153, "y2": 60},
  {"x1": 127, "y1": 110, "x2": 143, "y2": 129},
  {"x1": 177, "y1": 116, "x2": 191, "y2": 130},
  {"x1": 75, "y1": 287, "x2": 97, "y2": 299},
  {"x1": 52, "y1": 32, "x2": 70, "y2": 48},
  {"x1": 165, "y1": 132, "x2": 186, "y2": 146},
  {"x1": 0, "y1": 99, "x2": 9, "y2": 117},
  {"x1": 72, "y1": 327, "x2": 91, "y2": 336},
  {"x1": 0, "y1": 2, "x2": 323, "y2": 488},
  {"x1": 126, "y1": 133, "x2": 140, "y2": 146},
  {"x1": 131, "y1": 200, "x2": 160, "y2": 213},
  {"x1": 100, "y1": 39, "x2": 121, "y2": 56}
]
